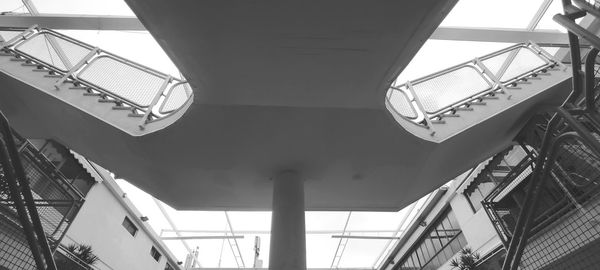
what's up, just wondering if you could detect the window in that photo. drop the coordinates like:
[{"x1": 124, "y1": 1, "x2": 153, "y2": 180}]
[
  {"x1": 122, "y1": 216, "x2": 138, "y2": 236},
  {"x1": 150, "y1": 246, "x2": 162, "y2": 262},
  {"x1": 398, "y1": 209, "x2": 467, "y2": 270}
]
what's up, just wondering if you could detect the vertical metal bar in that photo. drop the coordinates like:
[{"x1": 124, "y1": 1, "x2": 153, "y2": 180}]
[
  {"x1": 0, "y1": 113, "x2": 57, "y2": 270},
  {"x1": 51, "y1": 201, "x2": 81, "y2": 255},
  {"x1": 224, "y1": 211, "x2": 245, "y2": 268},
  {"x1": 0, "y1": 24, "x2": 38, "y2": 50},
  {"x1": 0, "y1": 136, "x2": 46, "y2": 270},
  {"x1": 584, "y1": 48, "x2": 599, "y2": 111},
  {"x1": 406, "y1": 81, "x2": 433, "y2": 128},
  {"x1": 475, "y1": 58, "x2": 508, "y2": 94},
  {"x1": 139, "y1": 76, "x2": 172, "y2": 129},
  {"x1": 501, "y1": 115, "x2": 561, "y2": 270}
]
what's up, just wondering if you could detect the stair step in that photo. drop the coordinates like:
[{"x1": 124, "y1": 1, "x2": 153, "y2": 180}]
[
  {"x1": 44, "y1": 74, "x2": 63, "y2": 78},
  {"x1": 431, "y1": 120, "x2": 446, "y2": 124},
  {"x1": 455, "y1": 107, "x2": 474, "y2": 111},
  {"x1": 83, "y1": 92, "x2": 102, "y2": 97},
  {"x1": 10, "y1": 58, "x2": 27, "y2": 62},
  {"x1": 21, "y1": 63, "x2": 39, "y2": 67},
  {"x1": 441, "y1": 113, "x2": 460, "y2": 118},
  {"x1": 468, "y1": 101, "x2": 487, "y2": 105},
  {"x1": 482, "y1": 96, "x2": 500, "y2": 100},
  {"x1": 0, "y1": 52, "x2": 13, "y2": 56},
  {"x1": 32, "y1": 69, "x2": 49, "y2": 72},
  {"x1": 69, "y1": 86, "x2": 89, "y2": 90},
  {"x1": 98, "y1": 99, "x2": 117, "y2": 103},
  {"x1": 128, "y1": 113, "x2": 144, "y2": 118},
  {"x1": 112, "y1": 106, "x2": 133, "y2": 111}
]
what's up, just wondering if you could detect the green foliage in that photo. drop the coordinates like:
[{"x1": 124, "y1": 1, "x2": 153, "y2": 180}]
[
  {"x1": 65, "y1": 243, "x2": 99, "y2": 266},
  {"x1": 450, "y1": 247, "x2": 480, "y2": 270}
]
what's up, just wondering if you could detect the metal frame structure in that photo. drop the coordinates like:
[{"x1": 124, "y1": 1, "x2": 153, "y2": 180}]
[
  {"x1": 387, "y1": 42, "x2": 562, "y2": 128},
  {"x1": 0, "y1": 0, "x2": 592, "y2": 269},
  {"x1": 0, "y1": 26, "x2": 192, "y2": 129}
]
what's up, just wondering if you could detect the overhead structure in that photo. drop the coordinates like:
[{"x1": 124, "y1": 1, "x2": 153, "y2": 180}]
[{"x1": 0, "y1": 0, "x2": 578, "y2": 269}]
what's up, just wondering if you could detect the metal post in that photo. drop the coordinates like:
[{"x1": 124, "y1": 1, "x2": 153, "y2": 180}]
[
  {"x1": 139, "y1": 75, "x2": 172, "y2": 129},
  {"x1": 406, "y1": 81, "x2": 433, "y2": 128},
  {"x1": 54, "y1": 47, "x2": 99, "y2": 89},
  {"x1": 501, "y1": 116, "x2": 560, "y2": 270},
  {"x1": 584, "y1": 48, "x2": 599, "y2": 111}
]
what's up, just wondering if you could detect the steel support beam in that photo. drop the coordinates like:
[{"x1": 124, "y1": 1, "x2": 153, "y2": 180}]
[
  {"x1": 431, "y1": 27, "x2": 569, "y2": 44},
  {"x1": 0, "y1": 14, "x2": 145, "y2": 31},
  {"x1": 0, "y1": 14, "x2": 570, "y2": 44}
]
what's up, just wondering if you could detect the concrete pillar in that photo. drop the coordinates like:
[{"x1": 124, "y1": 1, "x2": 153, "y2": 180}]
[{"x1": 269, "y1": 170, "x2": 306, "y2": 270}]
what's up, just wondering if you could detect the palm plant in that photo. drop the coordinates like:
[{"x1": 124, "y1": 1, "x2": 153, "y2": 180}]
[
  {"x1": 65, "y1": 243, "x2": 99, "y2": 266},
  {"x1": 450, "y1": 247, "x2": 480, "y2": 270}
]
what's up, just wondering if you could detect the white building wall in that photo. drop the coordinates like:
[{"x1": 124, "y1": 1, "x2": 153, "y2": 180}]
[
  {"x1": 64, "y1": 181, "x2": 173, "y2": 270},
  {"x1": 449, "y1": 185, "x2": 502, "y2": 257}
]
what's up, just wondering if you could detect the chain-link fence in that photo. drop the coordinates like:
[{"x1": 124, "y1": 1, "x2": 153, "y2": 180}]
[
  {"x1": 0, "y1": 135, "x2": 85, "y2": 270},
  {"x1": 483, "y1": 116, "x2": 600, "y2": 270}
]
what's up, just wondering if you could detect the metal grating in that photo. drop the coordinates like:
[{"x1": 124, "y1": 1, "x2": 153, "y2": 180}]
[
  {"x1": 78, "y1": 56, "x2": 167, "y2": 107},
  {"x1": 482, "y1": 47, "x2": 548, "y2": 83},
  {"x1": 15, "y1": 32, "x2": 92, "y2": 72},
  {"x1": 411, "y1": 66, "x2": 491, "y2": 114},
  {"x1": 160, "y1": 83, "x2": 192, "y2": 114},
  {"x1": 0, "y1": 30, "x2": 22, "y2": 42},
  {"x1": 387, "y1": 88, "x2": 417, "y2": 119}
]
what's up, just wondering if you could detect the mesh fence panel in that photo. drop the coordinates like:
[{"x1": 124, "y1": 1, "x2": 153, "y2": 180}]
[
  {"x1": 411, "y1": 66, "x2": 491, "y2": 113},
  {"x1": 0, "y1": 167, "x2": 37, "y2": 270},
  {"x1": 482, "y1": 47, "x2": 547, "y2": 83},
  {"x1": 160, "y1": 83, "x2": 191, "y2": 114},
  {"x1": 387, "y1": 88, "x2": 417, "y2": 119},
  {"x1": 78, "y1": 56, "x2": 167, "y2": 107},
  {"x1": 518, "y1": 138, "x2": 600, "y2": 270},
  {"x1": 15, "y1": 33, "x2": 92, "y2": 72},
  {"x1": 0, "y1": 30, "x2": 22, "y2": 42}
]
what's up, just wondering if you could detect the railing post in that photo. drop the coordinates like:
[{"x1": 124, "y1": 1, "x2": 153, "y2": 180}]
[
  {"x1": 54, "y1": 47, "x2": 100, "y2": 90},
  {"x1": 139, "y1": 75, "x2": 172, "y2": 130},
  {"x1": 0, "y1": 24, "x2": 38, "y2": 50},
  {"x1": 474, "y1": 58, "x2": 509, "y2": 96},
  {"x1": 406, "y1": 81, "x2": 433, "y2": 130}
]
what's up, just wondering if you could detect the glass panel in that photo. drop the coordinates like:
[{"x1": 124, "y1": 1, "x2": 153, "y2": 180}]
[
  {"x1": 31, "y1": 0, "x2": 134, "y2": 16},
  {"x1": 396, "y1": 40, "x2": 514, "y2": 84},
  {"x1": 536, "y1": 0, "x2": 566, "y2": 32},
  {"x1": 441, "y1": 0, "x2": 546, "y2": 29}
]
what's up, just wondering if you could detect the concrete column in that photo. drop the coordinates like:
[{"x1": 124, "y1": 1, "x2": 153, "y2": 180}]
[{"x1": 269, "y1": 170, "x2": 306, "y2": 270}]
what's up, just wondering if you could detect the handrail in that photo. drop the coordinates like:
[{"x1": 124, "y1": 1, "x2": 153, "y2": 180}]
[
  {"x1": 386, "y1": 42, "x2": 562, "y2": 127},
  {"x1": 0, "y1": 26, "x2": 193, "y2": 128}
]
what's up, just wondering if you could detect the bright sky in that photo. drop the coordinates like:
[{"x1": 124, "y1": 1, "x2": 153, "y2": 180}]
[{"x1": 0, "y1": 0, "x2": 568, "y2": 268}]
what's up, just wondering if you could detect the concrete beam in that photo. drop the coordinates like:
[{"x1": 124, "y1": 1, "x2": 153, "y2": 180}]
[
  {"x1": 0, "y1": 14, "x2": 145, "y2": 31},
  {"x1": 432, "y1": 27, "x2": 569, "y2": 44},
  {"x1": 0, "y1": 15, "x2": 568, "y2": 45}
]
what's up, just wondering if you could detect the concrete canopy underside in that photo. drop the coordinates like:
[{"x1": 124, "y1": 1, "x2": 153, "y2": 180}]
[{"x1": 0, "y1": 0, "x2": 567, "y2": 211}]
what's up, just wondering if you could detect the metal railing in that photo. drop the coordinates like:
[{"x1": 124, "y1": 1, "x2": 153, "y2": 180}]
[
  {"x1": 0, "y1": 26, "x2": 193, "y2": 127},
  {"x1": 0, "y1": 115, "x2": 88, "y2": 270},
  {"x1": 386, "y1": 42, "x2": 562, "y2": 127}
]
